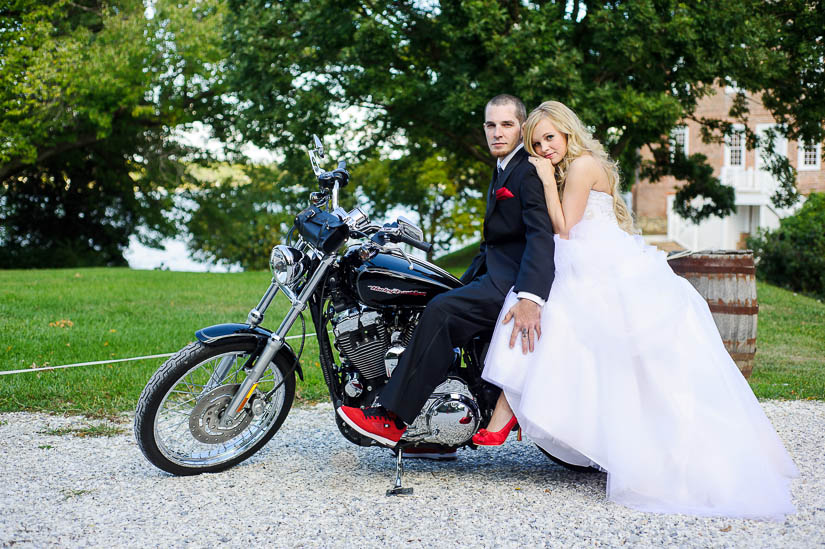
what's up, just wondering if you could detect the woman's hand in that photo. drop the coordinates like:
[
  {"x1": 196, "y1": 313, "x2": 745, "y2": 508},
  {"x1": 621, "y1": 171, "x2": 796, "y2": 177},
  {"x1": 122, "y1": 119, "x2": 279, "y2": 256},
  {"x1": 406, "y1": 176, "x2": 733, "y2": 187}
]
[{"x1": 528, "y1": 156, "x2": 556, "y2": 185}]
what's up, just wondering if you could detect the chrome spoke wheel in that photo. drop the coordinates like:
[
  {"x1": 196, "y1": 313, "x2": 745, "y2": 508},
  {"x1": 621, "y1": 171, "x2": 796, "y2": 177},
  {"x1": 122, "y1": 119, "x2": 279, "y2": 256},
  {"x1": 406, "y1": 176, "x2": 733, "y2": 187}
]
[{"x1": 135, "y1": 341, "x2": 295, "y2": 475}]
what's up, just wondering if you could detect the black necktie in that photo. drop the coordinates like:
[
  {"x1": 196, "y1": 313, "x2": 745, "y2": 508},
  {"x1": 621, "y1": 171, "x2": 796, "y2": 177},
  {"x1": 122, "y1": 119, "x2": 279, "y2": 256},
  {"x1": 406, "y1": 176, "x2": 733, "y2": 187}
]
[{"x1": 491, "y1": 165, "x2": 503, "y2": 198}]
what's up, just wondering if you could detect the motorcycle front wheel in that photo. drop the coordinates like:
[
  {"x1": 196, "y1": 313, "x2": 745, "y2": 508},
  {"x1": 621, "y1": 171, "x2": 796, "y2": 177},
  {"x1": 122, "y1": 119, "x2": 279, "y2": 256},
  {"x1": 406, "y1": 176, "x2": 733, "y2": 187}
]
[{"x1": 134, "y1": 340, "x2": 295, "y2": 475}]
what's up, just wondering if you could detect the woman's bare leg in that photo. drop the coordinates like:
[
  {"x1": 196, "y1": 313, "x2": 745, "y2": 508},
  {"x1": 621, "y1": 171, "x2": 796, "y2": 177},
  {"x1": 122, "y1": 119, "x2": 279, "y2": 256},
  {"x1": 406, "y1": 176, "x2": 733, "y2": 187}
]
[{"x1": 486, "y1": 391, "x2": 515, "y2": 431}]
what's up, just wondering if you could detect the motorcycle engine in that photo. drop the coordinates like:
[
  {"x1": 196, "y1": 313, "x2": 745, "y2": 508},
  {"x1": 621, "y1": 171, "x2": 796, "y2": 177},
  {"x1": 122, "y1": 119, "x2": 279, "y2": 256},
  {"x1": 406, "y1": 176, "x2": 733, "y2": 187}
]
[
  {"x1": 332, "y1": 308, "x2": 480, "y2": 447},
  {"x1": 401, "y1": 378, "x2": 481, "y2": 447},
  {"x1": 331, "y1": 308, "x2": 416, "y2": 382}
]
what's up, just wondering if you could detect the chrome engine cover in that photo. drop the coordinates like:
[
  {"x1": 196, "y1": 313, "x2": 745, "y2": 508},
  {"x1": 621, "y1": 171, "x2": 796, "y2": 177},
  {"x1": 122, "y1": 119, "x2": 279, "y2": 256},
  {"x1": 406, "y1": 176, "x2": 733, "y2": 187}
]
[
  {"x1": 332, "y1": 309, "x2": 388, "y2": 379},
  {"x1": 401, "y1": 378, "x2": 480, "y2": 447},
  {"x1": 332, "y1": 308, "x2": 417, "y2": 381}
]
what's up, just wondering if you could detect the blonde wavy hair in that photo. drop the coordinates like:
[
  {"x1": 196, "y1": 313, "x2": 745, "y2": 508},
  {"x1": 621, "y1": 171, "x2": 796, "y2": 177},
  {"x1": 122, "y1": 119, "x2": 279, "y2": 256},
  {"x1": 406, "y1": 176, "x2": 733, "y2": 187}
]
[{"x1": 523, "y1": 101, "x2": 637, "y2": 234}]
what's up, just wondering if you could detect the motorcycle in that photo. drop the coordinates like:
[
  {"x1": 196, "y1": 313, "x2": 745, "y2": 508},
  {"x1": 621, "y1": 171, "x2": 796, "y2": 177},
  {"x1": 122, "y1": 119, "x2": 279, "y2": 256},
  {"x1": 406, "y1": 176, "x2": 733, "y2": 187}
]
[{"x1": 134, "y1": 135, "x2": 592, "y2": 494}]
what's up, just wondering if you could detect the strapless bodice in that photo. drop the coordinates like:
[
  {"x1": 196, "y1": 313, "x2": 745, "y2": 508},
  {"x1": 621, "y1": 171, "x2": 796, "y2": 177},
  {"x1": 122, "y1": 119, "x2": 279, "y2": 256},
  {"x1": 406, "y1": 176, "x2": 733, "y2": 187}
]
[{"x1": 581, "y1": 190, "x2": 617, "y2": 225}]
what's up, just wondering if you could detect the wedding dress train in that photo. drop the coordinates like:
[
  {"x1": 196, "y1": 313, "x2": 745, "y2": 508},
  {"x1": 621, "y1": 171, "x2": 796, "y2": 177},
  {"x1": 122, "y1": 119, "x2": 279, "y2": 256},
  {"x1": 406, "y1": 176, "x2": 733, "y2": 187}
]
[{"x1": 482, "y1": 190, "x2": 798, "y2": 520}]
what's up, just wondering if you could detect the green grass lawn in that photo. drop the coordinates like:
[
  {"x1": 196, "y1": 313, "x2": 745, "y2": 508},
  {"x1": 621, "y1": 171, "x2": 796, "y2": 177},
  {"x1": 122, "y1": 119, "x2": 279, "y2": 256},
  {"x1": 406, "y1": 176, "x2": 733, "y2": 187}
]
[
  {"x1": 1, "y1": 268, "x2": 823, "y2": 417},
  {"x1": 434, "y1": 241, "x2": 479, "y2": 276},
  {"x1": 0, "y1": 268, "x2": 328, "y2": 417},
  {"x1": 749, "y1": 282, "x2": 825, "y2": 400}
]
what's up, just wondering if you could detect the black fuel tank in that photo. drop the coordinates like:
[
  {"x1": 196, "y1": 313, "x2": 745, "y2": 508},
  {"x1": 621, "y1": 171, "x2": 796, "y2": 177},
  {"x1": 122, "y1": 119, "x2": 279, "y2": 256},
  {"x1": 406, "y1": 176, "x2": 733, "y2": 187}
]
[{"x1": 347, "y1": 247, "x2": 461, "y2": 308}]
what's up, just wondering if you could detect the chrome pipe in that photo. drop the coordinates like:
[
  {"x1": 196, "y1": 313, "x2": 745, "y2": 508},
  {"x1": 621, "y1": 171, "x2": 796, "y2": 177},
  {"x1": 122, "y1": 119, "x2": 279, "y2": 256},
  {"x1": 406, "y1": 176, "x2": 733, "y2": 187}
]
[
  {"x1": 247, "y1": 281, "x2": 279, "y2": 327},
  {"x1": 220, "y1": 255, "x2": 335, "y2": 426}
]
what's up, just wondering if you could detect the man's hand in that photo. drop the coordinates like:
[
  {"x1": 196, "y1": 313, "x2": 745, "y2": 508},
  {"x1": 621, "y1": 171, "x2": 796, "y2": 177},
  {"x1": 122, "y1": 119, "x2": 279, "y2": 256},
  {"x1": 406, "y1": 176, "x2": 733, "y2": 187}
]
[{"x1": 503, "y1": 298, "x2": 542, "y2": 354}]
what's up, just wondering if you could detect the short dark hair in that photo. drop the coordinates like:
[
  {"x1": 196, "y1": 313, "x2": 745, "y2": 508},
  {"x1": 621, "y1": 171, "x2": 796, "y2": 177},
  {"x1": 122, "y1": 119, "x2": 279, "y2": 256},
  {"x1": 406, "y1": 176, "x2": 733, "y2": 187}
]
[{"x1": 486, "y1": 94, "x2": 527, "y2": 124}]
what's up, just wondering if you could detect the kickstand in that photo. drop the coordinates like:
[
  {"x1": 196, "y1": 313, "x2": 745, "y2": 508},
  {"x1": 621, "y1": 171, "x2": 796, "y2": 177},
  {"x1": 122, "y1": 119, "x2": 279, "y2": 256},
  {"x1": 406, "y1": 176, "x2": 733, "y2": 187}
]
[{"x1": 386, "y1": 448, "x2": 413, "y2": 496}]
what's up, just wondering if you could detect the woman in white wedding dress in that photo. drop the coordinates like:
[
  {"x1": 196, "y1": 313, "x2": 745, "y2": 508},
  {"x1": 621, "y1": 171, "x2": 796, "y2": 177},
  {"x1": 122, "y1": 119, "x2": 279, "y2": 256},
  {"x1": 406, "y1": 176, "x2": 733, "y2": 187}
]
[{"x1": 474, "y1": 100, "x2": 798, "y2": 520}]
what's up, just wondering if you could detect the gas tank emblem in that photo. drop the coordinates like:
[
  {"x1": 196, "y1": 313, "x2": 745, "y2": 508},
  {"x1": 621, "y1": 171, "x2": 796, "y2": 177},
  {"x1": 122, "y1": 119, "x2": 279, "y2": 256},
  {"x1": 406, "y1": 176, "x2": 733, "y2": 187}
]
[{"x1": 368, "y1": 285, "x2": 427, "y2": 296}]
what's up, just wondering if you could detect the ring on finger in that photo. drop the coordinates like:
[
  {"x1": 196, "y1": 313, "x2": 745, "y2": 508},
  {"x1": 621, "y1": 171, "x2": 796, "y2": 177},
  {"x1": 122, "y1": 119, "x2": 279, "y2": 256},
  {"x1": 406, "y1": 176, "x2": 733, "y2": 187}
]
[{"x1": 521, "y1": 328, "x2": 528, "y2": 338}]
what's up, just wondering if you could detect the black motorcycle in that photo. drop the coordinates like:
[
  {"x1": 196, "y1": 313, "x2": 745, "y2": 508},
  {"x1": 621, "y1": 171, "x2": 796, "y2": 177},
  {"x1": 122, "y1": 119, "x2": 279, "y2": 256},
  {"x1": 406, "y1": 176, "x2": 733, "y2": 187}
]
[{"x1": 134, "y1": 136, "x2": 591, "y2": 493}]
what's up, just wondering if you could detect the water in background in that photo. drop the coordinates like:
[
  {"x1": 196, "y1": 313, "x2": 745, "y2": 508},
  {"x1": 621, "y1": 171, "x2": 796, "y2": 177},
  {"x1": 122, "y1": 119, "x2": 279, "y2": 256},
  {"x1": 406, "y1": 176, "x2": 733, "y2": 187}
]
[{"x1": 125, "y1": 235, "x2": 241, "y2": 273}]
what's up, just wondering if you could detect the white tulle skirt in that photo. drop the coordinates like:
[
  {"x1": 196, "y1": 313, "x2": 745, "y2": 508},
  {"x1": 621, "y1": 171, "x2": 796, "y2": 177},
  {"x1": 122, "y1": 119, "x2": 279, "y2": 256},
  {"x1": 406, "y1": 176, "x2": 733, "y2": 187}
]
[{"x1": 482, "y1": 218, "x2": 798, "y2": 520}]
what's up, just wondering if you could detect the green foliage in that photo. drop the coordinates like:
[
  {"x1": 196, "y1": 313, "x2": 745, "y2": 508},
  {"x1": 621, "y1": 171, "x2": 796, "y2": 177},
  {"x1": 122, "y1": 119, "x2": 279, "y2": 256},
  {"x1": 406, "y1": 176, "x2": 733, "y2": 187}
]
[
  {"x1": 224, "y1": 0, "x2": 825, "y2": 229},
  {"x1": 184, "y1": 164, "x2": 306, "y2": 270},
  {"x1": 748, "y1": 193, "x2": 825, "y2": 299},
  {"x1": 434, "y1": 240, "x2": 481, "y2": 277},
  {"x1": 354, "y1": 149, "x2": 485, "y2": 259},
  {"x1": 642, "y1": 150, "x2": 736, "y2": 222},
  {"x1": 0, "y1": 0, "x2": 231, "y2": 267},
  {"x1": 4, "y1": 1, "x2": 823, "y2": 267}
]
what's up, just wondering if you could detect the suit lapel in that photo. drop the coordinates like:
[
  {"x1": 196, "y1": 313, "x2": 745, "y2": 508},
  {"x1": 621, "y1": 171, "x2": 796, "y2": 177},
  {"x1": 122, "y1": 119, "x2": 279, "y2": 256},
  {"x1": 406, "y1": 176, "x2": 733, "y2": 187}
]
[
  {"x1": 485, "y1": 147, "x2": 527, "y2": 221},
  {"x1": 485, "y1": 170, "x2": 497, "y2": 222}
]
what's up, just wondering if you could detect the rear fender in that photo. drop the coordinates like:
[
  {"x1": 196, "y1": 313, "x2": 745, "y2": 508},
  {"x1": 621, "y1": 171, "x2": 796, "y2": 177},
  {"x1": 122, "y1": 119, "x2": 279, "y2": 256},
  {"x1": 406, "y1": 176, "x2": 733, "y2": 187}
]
[{"x1": 195, "y1": 323, "x2": 304, "y2": 381}]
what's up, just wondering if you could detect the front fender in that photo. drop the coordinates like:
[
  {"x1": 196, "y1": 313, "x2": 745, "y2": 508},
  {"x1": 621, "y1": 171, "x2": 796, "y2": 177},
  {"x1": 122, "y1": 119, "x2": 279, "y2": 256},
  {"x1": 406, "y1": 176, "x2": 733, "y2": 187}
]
[{"x1": 195, "y1": 323, "x2": 304, "y2": 381}]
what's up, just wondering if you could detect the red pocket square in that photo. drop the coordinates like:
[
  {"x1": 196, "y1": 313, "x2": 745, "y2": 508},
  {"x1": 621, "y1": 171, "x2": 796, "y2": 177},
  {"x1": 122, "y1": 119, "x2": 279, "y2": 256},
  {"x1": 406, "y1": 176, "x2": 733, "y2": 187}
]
[{"x1": 495, "y1": 187, "x2": 514, "y2": 201}]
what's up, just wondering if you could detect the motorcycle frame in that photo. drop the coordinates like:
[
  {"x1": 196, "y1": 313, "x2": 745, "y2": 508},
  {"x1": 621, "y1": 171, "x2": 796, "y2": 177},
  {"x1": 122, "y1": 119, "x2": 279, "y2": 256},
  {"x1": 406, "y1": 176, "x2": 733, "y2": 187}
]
[{"x1": 200, "y1": 151, "x2": 447, "y2": 430}]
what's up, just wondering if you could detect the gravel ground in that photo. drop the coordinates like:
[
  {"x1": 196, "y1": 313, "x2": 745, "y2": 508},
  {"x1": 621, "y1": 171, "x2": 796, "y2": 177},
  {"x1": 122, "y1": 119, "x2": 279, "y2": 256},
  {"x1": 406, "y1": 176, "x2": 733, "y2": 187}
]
[{"x1": 1, "y1": 400, "x2": 824, "y2": 548}]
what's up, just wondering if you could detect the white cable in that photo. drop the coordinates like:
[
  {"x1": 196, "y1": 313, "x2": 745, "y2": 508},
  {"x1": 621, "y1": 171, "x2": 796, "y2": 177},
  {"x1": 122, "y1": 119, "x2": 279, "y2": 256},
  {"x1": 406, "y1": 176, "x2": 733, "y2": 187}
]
[{"x1": 0, "y1": 332, "x2": 321, "y2": 376}]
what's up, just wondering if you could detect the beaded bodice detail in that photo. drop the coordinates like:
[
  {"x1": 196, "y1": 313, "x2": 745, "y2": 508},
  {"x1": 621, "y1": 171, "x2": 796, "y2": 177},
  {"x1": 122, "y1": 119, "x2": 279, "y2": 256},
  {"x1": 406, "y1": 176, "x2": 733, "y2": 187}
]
[{"x1": 581, "y1": 190, "x2": 617, "y2": 225}]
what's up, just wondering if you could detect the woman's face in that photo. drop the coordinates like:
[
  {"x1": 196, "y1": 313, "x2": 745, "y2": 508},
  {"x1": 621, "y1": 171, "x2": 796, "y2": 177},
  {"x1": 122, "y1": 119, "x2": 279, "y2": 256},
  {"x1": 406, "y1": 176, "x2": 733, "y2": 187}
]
[{"x1": 531, "y1": 118, "x2": 568, "y2": 165}]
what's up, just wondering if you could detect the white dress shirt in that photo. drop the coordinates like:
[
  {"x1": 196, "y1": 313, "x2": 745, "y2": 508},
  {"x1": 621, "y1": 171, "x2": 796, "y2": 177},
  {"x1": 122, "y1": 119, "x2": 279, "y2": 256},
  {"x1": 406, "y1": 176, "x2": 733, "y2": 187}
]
[{"x1": 496, "y1": 143, "x2": 524, "y2": 172}]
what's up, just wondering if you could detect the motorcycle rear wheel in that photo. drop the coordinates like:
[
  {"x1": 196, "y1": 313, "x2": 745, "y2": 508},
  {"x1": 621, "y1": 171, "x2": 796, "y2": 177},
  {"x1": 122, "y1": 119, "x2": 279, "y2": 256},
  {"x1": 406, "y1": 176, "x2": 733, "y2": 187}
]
[
  {"x1": 134, "y1": 340, "x2": 295, "y2": 475},
  {"x1": 537, "y1": 445, "x2": 602, "y2": 474}
]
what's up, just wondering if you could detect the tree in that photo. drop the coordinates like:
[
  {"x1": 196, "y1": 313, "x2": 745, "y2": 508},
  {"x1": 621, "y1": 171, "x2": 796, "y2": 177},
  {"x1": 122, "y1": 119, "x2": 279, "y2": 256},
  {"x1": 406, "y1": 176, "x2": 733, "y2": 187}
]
[
  {"x1": 747, "y1": 193, "x2": 825, "y2": 298},
  {"x1": 354, "y1": 149, "x2": 486, "y2": 261},
  {"x1": 224, "y1": 0, "x2": 825, "y2": 232},
  {"x1": 0, "y1": 0, "x2": 231, "y2": 267},
  {"x1": 183, "y1": 163, "x2": 306, "y2": 270}
]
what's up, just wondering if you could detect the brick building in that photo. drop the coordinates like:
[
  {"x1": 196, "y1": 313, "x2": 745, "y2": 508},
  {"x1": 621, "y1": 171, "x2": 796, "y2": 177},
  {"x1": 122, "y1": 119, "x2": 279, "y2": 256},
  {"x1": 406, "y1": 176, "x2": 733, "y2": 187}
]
[{"x1": 632, "y1": 86, "x2": 825, "y2": 250}]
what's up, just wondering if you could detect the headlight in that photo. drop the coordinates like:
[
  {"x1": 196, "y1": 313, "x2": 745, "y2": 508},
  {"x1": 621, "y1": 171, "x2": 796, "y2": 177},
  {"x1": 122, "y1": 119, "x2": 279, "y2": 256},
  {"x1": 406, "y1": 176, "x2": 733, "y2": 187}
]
[{"x1": 269, "y1": 245, "x2": 307, "y2": 286}]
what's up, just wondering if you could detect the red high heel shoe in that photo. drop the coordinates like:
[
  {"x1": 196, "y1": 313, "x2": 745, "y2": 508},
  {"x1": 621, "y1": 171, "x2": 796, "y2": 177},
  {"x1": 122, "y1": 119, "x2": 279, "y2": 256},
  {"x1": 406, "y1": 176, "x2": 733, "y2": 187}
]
[{"x1": 472, "y1": 415, "x2": 520, "y2": 446}]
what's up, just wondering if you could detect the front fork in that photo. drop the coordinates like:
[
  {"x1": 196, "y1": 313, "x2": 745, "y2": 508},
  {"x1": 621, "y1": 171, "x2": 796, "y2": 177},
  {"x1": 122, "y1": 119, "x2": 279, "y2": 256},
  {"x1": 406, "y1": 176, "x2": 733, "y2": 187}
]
[{"x1": 219, "y1": 254, "x2": 335, "y2": 427}]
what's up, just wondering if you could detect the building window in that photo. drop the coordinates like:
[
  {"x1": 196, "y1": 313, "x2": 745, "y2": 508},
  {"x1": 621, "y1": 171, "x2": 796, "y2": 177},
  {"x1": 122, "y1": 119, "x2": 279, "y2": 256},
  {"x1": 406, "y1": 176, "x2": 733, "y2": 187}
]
[
  {"x1": 756, "y1": 123, "x2": 788, "y2": 171},
  {"x1": 798, "y1": 141, "x2": 821, "y2": 171},
  {"x1": 725, "y1": 127, "x2": 745, "y2": 168},
  {"x1": 670, "y1": 126, "x2": 689, "y2": 160},
  {"x1": 725, "y1": 79, "x2": 744, "y2": 95}
]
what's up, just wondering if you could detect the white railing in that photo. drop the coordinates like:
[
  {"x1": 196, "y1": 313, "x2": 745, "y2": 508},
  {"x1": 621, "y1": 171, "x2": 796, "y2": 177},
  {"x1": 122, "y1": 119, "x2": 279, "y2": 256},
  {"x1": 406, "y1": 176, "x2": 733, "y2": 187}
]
[
  {"x1": 719, "y1": 167, "x2": 777, "y2": 200},
  {"x1": 666, "y1": 167, "x2": 802, "y2": 250},
  {"x1": 666, "y1": 195, "x2": 699, "y2": 250}
]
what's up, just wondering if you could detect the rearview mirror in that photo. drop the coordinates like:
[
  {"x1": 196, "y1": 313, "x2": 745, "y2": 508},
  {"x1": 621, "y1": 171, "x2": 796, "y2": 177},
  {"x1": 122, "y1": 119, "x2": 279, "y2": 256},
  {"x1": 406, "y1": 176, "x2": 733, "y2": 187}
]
[
  {"x1": 308, "y1": 135, "x2": 325, "y2": 176},
  {"x1": 313, "y1": 134, "x2": 324, "y2": 158},
  {"x1": 397, "y1": 216, "x2": 424, "y2": 242}
]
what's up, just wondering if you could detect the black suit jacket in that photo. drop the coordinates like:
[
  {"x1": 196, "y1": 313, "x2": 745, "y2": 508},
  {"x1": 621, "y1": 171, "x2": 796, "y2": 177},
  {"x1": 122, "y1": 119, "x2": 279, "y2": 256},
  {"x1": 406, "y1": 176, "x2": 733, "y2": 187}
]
[{"x1": 460, "y1": 147, "x2": 556, "y2": 298}]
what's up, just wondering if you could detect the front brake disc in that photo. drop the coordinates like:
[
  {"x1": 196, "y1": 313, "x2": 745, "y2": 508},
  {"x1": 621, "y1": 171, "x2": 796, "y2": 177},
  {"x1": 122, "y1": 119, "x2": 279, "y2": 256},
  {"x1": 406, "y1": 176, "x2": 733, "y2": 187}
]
[{"x1": 189, "y1": 384, "x2": 254, "y2": 443}]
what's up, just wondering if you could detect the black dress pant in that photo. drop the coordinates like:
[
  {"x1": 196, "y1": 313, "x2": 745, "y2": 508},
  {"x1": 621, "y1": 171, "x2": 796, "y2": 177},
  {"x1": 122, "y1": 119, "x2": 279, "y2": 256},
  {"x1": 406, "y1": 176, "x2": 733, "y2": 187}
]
[{"x1": 379, "y1": 274, "x2": 507, "y2": 424}]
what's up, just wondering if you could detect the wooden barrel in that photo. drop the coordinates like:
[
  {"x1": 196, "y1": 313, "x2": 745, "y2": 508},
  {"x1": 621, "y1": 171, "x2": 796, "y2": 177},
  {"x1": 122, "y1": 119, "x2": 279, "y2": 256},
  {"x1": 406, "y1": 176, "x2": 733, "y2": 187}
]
[{"x1": 668, "y1": 251, "x2": 758, "y2": 379}]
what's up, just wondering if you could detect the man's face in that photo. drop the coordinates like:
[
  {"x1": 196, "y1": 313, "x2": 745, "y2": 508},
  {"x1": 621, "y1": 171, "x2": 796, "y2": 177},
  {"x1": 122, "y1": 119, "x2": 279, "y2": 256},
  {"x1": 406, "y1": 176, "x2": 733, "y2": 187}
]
[{"x1": 484, "y1": 103, "x2": 522, "y2": 158}]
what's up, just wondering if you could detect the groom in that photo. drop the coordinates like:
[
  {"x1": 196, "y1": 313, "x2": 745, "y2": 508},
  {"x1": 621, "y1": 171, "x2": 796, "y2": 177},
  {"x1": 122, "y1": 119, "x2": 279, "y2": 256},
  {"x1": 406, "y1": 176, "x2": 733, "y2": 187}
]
[{"x1": 338, "y1": 94, "x2": 556, "y2": 446}]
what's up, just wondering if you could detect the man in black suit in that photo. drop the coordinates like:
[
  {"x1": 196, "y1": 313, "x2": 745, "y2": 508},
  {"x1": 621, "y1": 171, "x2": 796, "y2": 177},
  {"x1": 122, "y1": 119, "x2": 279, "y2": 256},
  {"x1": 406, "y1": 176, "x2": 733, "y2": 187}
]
[{"x1": 338, "y1": 95, "x2": 556, "y2": 446}]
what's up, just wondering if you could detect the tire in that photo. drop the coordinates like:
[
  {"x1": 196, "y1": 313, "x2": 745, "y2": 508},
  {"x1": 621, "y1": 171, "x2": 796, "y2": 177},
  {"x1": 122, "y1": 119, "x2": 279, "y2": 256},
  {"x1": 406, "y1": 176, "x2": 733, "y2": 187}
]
[
  {"x1": 134, "y1": 340, "x2": 295, "y2": 475},
  {"x1": 537, "y1": 445, "x2": 601, "y2": 474}
]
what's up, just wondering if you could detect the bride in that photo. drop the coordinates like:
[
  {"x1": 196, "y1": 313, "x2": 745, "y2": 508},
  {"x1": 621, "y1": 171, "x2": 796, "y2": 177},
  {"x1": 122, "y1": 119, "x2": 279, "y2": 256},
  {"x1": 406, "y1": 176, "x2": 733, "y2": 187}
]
[{"x1": 473, "y1": 100, "x2": 799, "y2": 520}]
